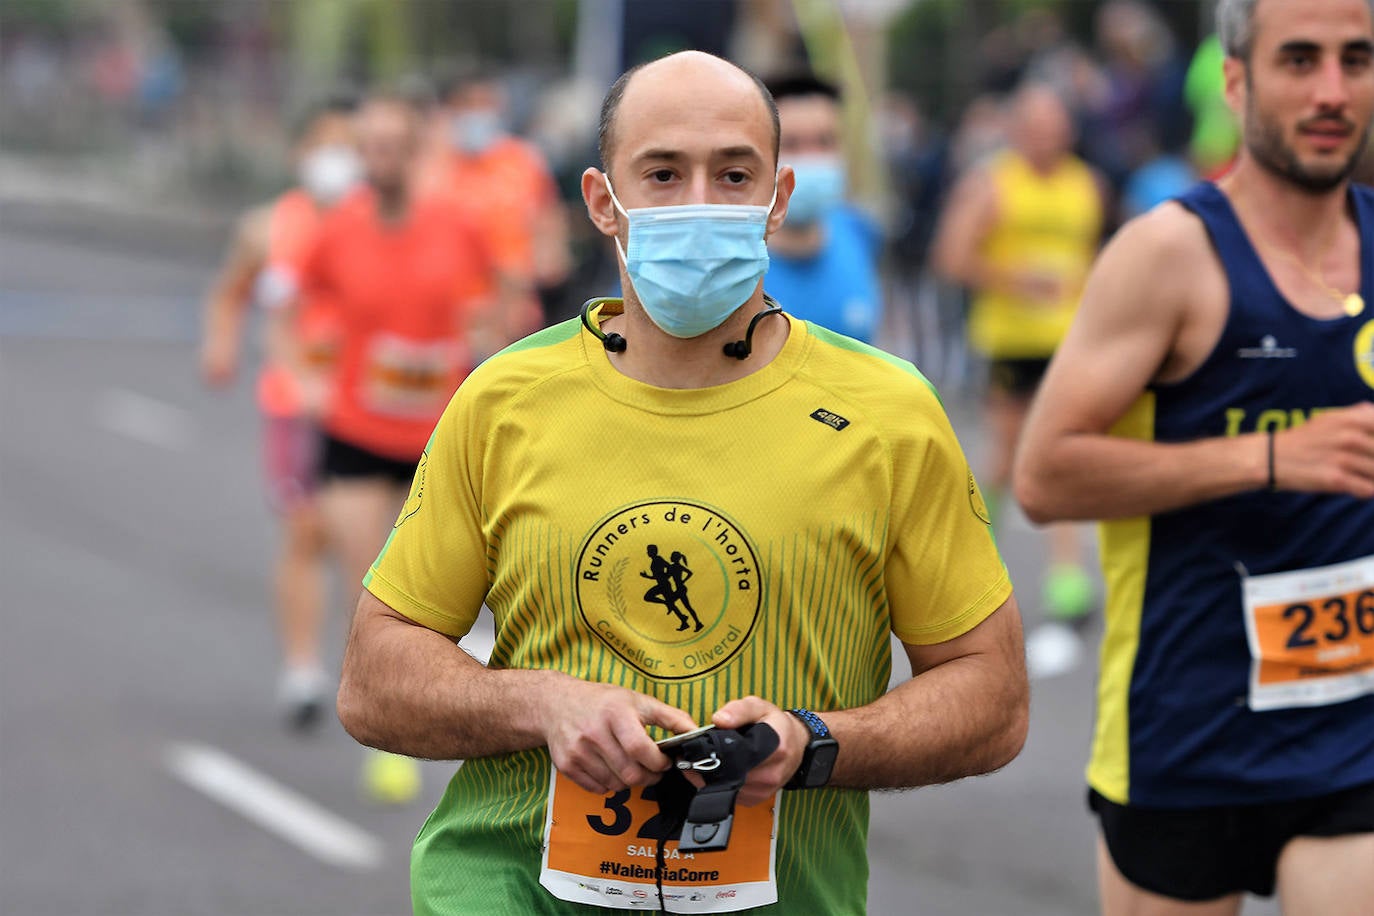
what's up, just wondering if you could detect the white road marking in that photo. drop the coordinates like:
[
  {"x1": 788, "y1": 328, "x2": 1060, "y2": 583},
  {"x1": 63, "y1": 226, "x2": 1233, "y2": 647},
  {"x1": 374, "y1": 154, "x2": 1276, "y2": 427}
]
[
  {"x1": 164, "y1": 741, "x2": 384, "y2": 871},
  {"x1": 97, "y1": 388, "x2": 192, "y2": 450}
]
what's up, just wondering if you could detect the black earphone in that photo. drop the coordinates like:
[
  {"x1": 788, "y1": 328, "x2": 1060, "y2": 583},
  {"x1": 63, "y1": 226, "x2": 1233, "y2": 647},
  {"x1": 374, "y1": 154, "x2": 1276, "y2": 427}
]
[
  {"x1": 723, "y1": 301, "x2": 785, "y2": 360},
  {"x1": 580, "y1": 296, "x2": 786, "y2": 359},
  {"x1": 580, "y1": 297, "x2": 627, "y2": 352}
]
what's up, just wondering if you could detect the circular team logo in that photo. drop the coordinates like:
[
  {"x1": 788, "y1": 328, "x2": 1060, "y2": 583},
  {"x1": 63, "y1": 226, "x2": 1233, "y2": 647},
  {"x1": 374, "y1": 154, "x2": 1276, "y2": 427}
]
[
  {"x1": 1355, "y1": 319, "x2": 1374, "y2": 390},
  {"x1": 575, "y1": 501, "x2": 762, "y2": 680}
]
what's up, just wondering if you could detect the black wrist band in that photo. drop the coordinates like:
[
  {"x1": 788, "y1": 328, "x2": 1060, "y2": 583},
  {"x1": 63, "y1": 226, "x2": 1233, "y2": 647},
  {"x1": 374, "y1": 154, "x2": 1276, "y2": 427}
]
[{"x1": 1267, "y1": 428, "x2": 1277, "y2": 492}]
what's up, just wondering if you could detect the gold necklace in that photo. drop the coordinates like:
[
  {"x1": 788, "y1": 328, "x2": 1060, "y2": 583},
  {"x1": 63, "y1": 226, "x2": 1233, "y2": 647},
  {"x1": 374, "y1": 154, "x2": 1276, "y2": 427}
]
[{"x1": 1268, "y1": 244, "x2": 1365, "y2": 317}]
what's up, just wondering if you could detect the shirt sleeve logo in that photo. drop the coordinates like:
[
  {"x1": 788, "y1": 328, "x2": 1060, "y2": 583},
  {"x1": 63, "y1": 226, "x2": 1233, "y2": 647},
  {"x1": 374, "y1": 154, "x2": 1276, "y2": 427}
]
[
  {"x1": 968, "y1": 470, "x2": 992, "y2": 525},
  {"x1": 575, "y1": 501, "x2": 762, "y2": 680},
  {"x1": 395, "y1": 450, "x2": 427, "y2": 528}
]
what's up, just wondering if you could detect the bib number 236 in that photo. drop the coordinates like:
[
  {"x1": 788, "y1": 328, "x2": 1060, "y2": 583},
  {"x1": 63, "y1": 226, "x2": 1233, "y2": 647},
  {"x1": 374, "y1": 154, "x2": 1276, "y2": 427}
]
[{"x1": 1242, "y1": 554, "x2": 1374, "y2": 711}]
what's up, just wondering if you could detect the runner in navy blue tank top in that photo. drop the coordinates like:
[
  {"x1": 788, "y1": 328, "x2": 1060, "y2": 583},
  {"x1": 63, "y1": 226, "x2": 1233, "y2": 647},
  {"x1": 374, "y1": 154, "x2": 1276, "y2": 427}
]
[{"x1": 1015, "y1": 0, "x2": 1374, "y2": 913}]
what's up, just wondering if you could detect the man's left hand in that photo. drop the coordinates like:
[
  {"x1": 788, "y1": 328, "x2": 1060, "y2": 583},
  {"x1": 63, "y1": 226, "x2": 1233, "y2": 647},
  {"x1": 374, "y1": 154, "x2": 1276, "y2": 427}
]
[{"x1": 708, "y1": 696, "x2": 810, "y2": 806}]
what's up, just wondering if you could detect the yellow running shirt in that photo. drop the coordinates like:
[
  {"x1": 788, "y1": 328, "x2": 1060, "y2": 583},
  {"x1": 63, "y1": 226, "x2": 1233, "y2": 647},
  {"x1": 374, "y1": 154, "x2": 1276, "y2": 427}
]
[
  {"x1": 365, "y1": 306, "x2": 1010, "y2": 915},
  {"x1": 968, "y1": 149, "x2": 1102, "y2": 359}
]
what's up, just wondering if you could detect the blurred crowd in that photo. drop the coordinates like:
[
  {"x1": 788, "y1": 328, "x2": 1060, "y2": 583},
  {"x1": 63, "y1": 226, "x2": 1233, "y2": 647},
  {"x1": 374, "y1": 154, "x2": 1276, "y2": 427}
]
[
  {"x1": 881, "y1": 1, "x2": 1239, "y2": 381},
  {"x1": 1, "y1": 2, "x2": 1240, "y2": 350}
]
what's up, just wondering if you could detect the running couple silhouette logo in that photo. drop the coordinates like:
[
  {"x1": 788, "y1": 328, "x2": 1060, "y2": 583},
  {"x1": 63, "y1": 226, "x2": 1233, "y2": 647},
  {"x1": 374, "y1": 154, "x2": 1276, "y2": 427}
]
[{"x1": 640, "y1": 544, "x2": 703, "y2": 632}]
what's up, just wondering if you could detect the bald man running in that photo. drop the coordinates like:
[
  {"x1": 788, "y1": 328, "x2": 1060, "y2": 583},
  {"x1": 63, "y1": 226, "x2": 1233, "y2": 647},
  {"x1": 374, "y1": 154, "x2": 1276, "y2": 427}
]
[{"x1": 336, "y1": 51, "x2": 1027, "y2": 915}]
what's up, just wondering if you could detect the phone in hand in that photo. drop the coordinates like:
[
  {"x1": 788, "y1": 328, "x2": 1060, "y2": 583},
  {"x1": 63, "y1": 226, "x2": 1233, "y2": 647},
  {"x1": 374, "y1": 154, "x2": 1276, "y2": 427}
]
[{"x1": 654, "y1": 724, "x2": 717, "y2": 750}]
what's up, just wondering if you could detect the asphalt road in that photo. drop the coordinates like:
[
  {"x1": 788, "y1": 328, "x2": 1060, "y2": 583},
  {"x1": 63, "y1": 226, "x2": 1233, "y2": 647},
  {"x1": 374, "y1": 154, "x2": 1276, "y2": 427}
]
[{"x1": 0, "y1": 201, "x2": 1280, "y2": 916}]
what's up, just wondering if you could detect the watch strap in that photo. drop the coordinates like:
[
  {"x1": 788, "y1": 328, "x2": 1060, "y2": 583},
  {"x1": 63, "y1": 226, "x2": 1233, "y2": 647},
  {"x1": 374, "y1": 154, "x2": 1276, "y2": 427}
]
[{"x1": 788, "y1": 708, "x2": 831, "y2": 740}]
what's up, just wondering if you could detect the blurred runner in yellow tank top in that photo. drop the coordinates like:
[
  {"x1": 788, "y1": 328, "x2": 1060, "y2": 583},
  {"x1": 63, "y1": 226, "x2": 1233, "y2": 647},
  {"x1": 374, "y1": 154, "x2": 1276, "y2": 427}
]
[{"x1": 934, "y1": 84, "x2": 1105, "y2": 640}]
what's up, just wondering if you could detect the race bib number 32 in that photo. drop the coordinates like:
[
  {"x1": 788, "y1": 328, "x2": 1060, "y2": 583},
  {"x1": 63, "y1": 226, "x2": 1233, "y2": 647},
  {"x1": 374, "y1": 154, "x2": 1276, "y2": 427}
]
[
  {"x1": 1242, "y1": 554, "x2": 1374, "y2": 711},
  {"x1": 539, "y1": 769, "x2": 778, "y2": 912}
]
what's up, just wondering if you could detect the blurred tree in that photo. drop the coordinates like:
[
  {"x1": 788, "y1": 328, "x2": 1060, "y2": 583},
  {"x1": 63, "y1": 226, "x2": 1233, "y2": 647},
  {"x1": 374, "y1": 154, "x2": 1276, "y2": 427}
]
[
  {"x1": 287, "y1": 0, "x2": 413, "y2": 106},
  {"x1": 0, "y1": 0, "x2": 80, "y2": 28},
  {"x1": 365, "y1": 0, "x2": 414, "y2": 81},
  {"x1": 886, "y1": 0, "x2": 1208, "y2": 124},
  {"x1": 622, "y1": 0, "x2": 737, "y2": 64},
  {"x1": 149, "y1": 0, "x2": 217, "y2": 55},
  {"x1": 791, "y1": 0, "x2": 897, "y2": 208},
  {"x1": 886, "y1": 0, "x2": 998, "y2": 121}
]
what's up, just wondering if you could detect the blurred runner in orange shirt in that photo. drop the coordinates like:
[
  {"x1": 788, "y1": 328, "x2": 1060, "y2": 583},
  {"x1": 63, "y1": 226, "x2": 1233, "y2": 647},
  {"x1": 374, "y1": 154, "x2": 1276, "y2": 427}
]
[
  {"x1": 198, "y1": 93, "x2": 361, "y2": 732},
  {"x1": 270, "y1": 89, "x2": 509, "y2": 802},
  {"x1": 421, "y1": 69, "x2": 571, "y2": 337}
]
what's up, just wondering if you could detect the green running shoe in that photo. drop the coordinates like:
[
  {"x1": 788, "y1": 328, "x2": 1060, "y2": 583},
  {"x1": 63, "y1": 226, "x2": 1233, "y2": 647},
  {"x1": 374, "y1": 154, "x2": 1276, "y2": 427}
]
[
  {"x1": 364, "y1": 750, "x2": 421, "y2": 804},
  {"x1": 1043, "y1": 563, "x2": 1096, "y2": 629}
]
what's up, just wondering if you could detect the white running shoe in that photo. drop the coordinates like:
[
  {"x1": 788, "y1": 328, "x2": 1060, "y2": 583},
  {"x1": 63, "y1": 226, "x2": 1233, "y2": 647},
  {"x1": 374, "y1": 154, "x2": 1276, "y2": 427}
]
[
  {"x1": 1025, "y1": 621, "x2": 1084, "y2": 681},
  {"x1": 277, "y1": 666, "x2": 330, "y2": 734}
]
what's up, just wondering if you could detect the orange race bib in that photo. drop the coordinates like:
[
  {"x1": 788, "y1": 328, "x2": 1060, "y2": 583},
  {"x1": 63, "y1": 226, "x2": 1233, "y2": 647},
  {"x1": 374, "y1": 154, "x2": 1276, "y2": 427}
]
[
  {"x1": 302, "y1": 338, "x2": 339, "y2": 371},
  {"x1": 361, "y1": 334, "x2": 463, "y2": 419},
  {"x1": 1241, "y1": 554, "x2": 1374, "y2": 711},
  {"x1": 539, "y1": 769, "x2": 778, "y2": 912}
]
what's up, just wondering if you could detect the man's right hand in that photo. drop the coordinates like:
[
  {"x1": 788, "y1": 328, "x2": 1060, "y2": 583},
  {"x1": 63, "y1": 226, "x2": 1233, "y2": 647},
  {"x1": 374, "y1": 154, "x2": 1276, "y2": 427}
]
[
  {"x1": 294, "y1": 372, "x2": 330, "y2": 419},
  {"x1": 1274, "y1": 402, "x2": 1374, "y2": 499},
  {"x1": 540, "y1": 677, "x2": 697, "y2": 796}
]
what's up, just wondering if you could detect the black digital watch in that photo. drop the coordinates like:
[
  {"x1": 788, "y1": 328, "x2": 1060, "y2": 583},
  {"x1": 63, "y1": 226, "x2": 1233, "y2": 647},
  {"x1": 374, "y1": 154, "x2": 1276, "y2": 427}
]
[{"x1": 784, "y1": 708, "x2": 839, "y2": 790}]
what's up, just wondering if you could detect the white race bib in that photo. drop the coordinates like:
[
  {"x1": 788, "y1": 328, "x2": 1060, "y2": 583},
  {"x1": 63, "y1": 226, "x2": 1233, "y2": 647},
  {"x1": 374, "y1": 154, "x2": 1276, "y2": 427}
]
[
  {"x1": 361, "y1": 334, "x2": 462, "y2": 418},
  {"x1": 1241, "y1": 554, "x2": 1374, "y2": 711}
]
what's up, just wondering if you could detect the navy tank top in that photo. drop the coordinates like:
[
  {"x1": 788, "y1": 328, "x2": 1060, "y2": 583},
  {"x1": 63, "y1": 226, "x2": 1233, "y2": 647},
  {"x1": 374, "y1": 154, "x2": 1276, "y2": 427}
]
[{"x1": 1091, "y1": 182, "x2": 1374, "y2": 808}]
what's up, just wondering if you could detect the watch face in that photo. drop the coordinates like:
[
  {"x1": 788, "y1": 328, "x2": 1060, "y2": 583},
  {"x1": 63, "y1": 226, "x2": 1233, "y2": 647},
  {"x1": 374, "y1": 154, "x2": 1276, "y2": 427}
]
[{"x1": 809, "y1": 741, "x2": 840, "y2": 786}]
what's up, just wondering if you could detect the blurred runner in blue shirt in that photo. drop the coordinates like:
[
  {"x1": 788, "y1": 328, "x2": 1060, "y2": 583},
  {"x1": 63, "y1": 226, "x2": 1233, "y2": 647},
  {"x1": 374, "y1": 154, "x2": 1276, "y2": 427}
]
[{"x1": 763, "y1": 73, "x2": 884, "y2": 344}]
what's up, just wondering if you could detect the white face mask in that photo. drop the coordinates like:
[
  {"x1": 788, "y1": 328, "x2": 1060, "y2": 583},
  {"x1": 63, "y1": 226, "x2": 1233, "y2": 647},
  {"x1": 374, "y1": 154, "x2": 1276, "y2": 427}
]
[{"x1": 298, "y1": 145, "x2": 362, "y2": 205}]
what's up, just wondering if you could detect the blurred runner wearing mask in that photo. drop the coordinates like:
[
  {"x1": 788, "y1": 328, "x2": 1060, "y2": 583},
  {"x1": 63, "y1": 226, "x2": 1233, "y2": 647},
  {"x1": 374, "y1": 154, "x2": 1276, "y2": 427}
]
[
  {"x1": 198, "y1": 93, "x2": 361, "y2": 732},
  {"x1": 269, "y1": 90, "x2": 507, "y2": 802},
  {"x1": 421, "y1": 69, "x2": 571, "y2": 339},
  {"x1": 762, "y1": 72, "x2": 884, "y2": 344}
]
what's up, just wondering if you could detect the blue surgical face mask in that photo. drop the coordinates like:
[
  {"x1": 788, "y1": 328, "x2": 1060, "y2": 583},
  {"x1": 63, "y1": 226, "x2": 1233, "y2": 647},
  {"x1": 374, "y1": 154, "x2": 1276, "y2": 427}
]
[
  {"x1": 605, "y1": 175, "x2": 776, "y2": 339},
  {"x1": 783, "y1": 155, "x2": 845, "y2": 226},
  {"x1": 451, "y1": 111, "x2": 503, "y2": 154}
]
